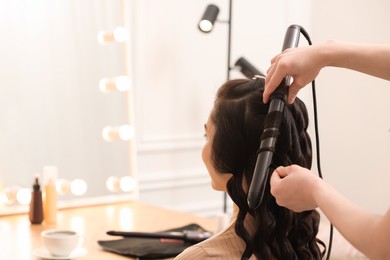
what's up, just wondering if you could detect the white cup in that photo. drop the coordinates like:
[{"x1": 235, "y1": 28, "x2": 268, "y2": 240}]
[{"x1": 41, "y1": 229, "x2": 82, "y2": 257}]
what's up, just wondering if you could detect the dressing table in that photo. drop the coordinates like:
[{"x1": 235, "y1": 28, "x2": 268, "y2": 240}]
[
  {"x1": 1, "y1": 200, "x2": 367, "y2": 259},
  {"x1": 0, "y1": 201, "x2": 218, "y2": 260}
]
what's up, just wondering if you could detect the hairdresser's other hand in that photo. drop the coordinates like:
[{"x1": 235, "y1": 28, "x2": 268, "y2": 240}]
[
  {"x1": 263, "y1": 45, "x2": 325, "y2": 104},
  {"x1": 270, "y1": 165, "x2": 320, "y2": 212}
]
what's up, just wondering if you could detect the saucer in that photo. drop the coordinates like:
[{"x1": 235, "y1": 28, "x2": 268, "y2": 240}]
[{"x1": 32, "y1": 247, "x2": 87, "y2": 259}]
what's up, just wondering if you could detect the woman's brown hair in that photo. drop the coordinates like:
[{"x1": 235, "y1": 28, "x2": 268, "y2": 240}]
[{"x1": 210, "y1": 78, "x2": 325, "y2": 259}]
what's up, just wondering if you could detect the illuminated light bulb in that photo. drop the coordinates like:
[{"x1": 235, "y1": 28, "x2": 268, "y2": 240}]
[
  {"x1": 99, "y1": 78, "x2": 116, "y2": 93},
  {"x1": 102, "y1": 126, "x2": 119, "y2": 142},
  {"x1": 56, "y1": 179, "x2": 71, "y2": 195},
  {"x1": 113, "y1": 27, "x2": 129, "y2": 42},
  {"x1": 0, "y1": 192, "x2": 8, "y2": 205},
  {"x1": 115, "y1": 76, "x2": 131, "y2": 92},
  {"x1": 2, "y1": 186, "x2": 19, "y2": 204},
  {"x1": 70, "y1": 179, "x2": 87, "y2": 196},
  {"x1": 118, "y1": 125, "x2": 135, "y2": 141},
  {"x1": 2, "y1": 188, "x2": 14, "y2": 204},
  {"x1": 198, "y1": 20, "x2": 213, "y2": 32},
  {"x1": 106, "y1": 176, "x2": 120, "y2": 192},
  {"x1": 120, "y1": 176, "x2": 136, "y2": 192},
  {"x1": 97, "y1": 31, "x2": 115, "y2": 44},
  {"x1": 16, "y1": 188, "x2": 31, "y2": 205}
]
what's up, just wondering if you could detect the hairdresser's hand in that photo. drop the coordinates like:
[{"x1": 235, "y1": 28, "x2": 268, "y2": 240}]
[
  {"x1": 263, "y1": 45, "x2": 325, "y2": 104},
  {"x1": 270, "y1": 165, "x2": 321, "y2": 212}
]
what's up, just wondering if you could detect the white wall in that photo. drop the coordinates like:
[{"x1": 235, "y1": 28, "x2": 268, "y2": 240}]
[
  {"x1": 130, "y1": 0, "x2": 314, "y2": 217},
  {"x1": 310, "y1": 1, "x2": 390, "y2": 214},
  {"x1": 132, "y1": 0, "x2": 390, "y2": 218}
]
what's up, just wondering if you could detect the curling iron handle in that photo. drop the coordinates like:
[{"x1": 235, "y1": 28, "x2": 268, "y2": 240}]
[
  {"x1": 273, "y1": 24, "x2": 301, "y2": 98},
  {"x1": 282, "y1": 25, "x2": 301, "y2": 51},
  {"x1": 106, "y1": 230, "x2": 213, "y2": 243},
  {"x1": 270, "y1": 25, "x2": 300, "y2": 102},
  {"x1": 271, "y1": 25, "x2": 300, "y2": 100}
]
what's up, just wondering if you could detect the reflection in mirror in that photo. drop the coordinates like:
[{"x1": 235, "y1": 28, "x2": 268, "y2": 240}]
[{"x1": 0, "y1": 1, "x2": 137, "y2": 214}]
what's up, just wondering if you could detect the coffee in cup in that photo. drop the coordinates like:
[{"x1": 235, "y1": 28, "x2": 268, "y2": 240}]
[{"x1": 41, "y1": 229, "x2": 82, "y2": 257}]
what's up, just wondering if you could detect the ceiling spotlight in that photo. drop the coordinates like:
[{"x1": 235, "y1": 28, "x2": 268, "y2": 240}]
[
  {"x1": 198, "y1": 4, "x2": 220, "y2": 33},
  {"x1": 234, "y1": 57, "x2": 266, "y2": 79}
]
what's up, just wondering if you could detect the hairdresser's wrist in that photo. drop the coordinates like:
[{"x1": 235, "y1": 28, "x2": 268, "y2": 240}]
[
  {"x1": 321, "y1": 39, "x2": 352, "y2": 69},
  {"x1": 309, "y1": 174, "x2": 325, "y2": 209}
]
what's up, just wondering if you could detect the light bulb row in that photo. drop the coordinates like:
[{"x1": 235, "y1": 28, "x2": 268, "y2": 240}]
[
  {"x1": 1, "y1": 186, "x2": 31, "y2": 205},
  {"x1": 0, "y1": 176, "x2": 136, "y2": 205},
  {"x1": 56, "y1": 179, "x2": 88, "y2": 196},
  {"x1": 99, "y1": 75, "x2": 132, "y2": 93},
  {"x1": 97, "y1": 26, "x2": 129, "y2": 44},
  {"x1": 98, "y1": 25, "x2": 134, "y2": 142},
  {"x1": 102, "y1": 125, "x2": 135, "y2": 142},
  {"x1": 97, "y1": 26, "x2": 131, "y2": 94},
  {"x1": 106, "y1": 176, "x2": 137, "y2": 192}
]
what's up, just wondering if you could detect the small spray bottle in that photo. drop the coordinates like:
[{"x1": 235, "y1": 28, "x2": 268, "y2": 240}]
[{"x1": 29, "y1": 176, "x2": 43, "y2": 224}]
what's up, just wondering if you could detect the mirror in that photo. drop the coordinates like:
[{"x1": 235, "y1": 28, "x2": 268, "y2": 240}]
[{"x1": 0, "y1": 1, "x2": 134, "y2": 212}]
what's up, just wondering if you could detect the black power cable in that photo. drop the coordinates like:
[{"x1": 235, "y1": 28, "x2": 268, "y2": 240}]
[{"x1": 297, "y1": 26, "x2": 333, "y2": 260}]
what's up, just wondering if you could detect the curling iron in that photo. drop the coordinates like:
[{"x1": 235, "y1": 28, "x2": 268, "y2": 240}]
[
  {"x1": 107, "y1": 230, "x2": 213, "y2": 243},
  {"x1": 247, "y1": 25, "x2": 301, "y2": 209}
]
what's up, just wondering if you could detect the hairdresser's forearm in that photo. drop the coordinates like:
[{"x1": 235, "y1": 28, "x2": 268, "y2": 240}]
[
  {"x1": 321, "y1": 40, "x2": 390, "y2": 81},
  {"x1": 314, "y1": 180, "x2": 390, "y2": 259}
]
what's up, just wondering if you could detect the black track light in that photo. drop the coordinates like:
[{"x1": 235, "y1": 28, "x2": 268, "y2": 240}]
[
  {"x1": 198, "y1": 4, "x2": 220, "y2": 33},
  {"x1": 234, "y1": 57, "x2": 265, "y2": 79}
]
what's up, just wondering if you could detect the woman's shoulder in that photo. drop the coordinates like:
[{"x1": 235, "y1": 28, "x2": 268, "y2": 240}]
[
  {"x1": 174, "y1": 221, "x2": 251, "y2": 259},
  {"x1": 174, "y1": 244, "x2": 210, "y2": 259}
]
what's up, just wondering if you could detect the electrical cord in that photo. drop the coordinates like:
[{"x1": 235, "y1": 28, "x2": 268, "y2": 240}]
[{"x1": 298, "y1": 26, "x2": 333, "y2": 260}]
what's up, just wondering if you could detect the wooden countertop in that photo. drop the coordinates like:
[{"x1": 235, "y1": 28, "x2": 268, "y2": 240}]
[{"x1": 0, "y1": 201, "x2": 218, "y2": 260}]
